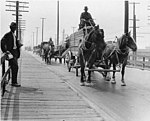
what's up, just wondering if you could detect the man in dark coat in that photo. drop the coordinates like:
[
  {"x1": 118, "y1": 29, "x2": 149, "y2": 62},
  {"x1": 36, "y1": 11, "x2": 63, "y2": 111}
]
[
  {"x1": 79, "y1": 6, "x2": 95, "y2": 29},
  {"x1": 1, "y1": 22, "x2": 22, "y2": 87}
]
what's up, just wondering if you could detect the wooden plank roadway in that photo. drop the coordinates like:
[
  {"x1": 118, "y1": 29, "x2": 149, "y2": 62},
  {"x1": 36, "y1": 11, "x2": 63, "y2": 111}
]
[{"x1": 1, "y1": 51, "x2": 104, "y2": 121}]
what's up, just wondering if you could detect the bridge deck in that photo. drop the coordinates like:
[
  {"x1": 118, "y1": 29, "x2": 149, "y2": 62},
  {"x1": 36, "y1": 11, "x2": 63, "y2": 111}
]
[{"x1": 1, "y1": 51, "x2": 104, "y2": 121}]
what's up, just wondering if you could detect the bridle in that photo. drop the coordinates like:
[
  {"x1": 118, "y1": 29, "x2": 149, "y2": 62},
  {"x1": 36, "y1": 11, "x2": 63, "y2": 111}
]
[
  {"x1": 97, "y1": 35, "x2": 130, "y2": 65},
  {"x1": 80, "y1": 27, "x2": 104, "y2": 65},
  {"x1": 81, "y1": 28, "x2": 95, "y2": 51}
]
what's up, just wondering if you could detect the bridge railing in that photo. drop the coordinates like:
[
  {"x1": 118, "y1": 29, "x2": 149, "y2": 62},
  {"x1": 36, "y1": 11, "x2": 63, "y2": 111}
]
[
  {"x1": 1, "y1": 53, "x2": 11, "y2": 97},
  {"x1": 128, "y1": 54, "x2": 150, "y2": 70}
]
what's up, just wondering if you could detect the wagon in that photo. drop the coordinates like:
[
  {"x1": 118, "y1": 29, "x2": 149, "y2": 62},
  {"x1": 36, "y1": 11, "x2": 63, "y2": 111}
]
[
  {"x1": 63, "y1": 24, "x2": 126, "y2": 83},
  {"x1": 63, "y1": 26, "x2": 93, "y2": 76}
]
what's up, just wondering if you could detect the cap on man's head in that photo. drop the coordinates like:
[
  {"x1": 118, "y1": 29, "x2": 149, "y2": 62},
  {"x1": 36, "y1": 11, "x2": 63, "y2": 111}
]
[
  {"x1": 10, "y1": 22, "x2": 16, "y2": 27},
  {"x1": 84, "y1": 6, "x2": 88, "y2": 10}
]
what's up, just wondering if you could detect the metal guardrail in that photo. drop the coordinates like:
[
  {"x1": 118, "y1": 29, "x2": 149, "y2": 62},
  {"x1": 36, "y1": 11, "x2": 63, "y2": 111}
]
[
  {"x1": 1, "y1": 53, "x2": 11, "y2": 97},
  {"x1": 128, "y1": 54, "x2": 150, "y2": 70}
]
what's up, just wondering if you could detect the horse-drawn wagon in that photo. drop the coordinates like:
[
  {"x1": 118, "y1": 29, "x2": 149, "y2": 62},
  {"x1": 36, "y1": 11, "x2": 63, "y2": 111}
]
[
  {"x1": 64, "y1": 29, "x2": 84, "y2": 76},
  {"x1": 63, "y1": 23, "x2": 137, "y2": 86},
  {"x1": 62, "y1": 24, "x2": 96, "y2": 76}
]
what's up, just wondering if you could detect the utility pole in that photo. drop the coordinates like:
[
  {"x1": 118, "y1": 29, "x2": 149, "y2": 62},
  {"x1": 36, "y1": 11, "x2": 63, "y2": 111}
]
[
  {"x1": 41, "y1": 18, "x2": 46, "y2": 43},
  {"x1": 124, "y1": 1, "x2": 129, "y2": 34},
  {"x1": 17, "y1": 20, "x2": 26, "y2": 43},
  {"x1": 16, "y1": 1, "x2": 19, "y2": 39},
  {"x1": 62, "y1": 29, "x2": 65, "y2": 44},
  {"x1": 32, "y1": 32, "x2": 34, "y2": 49},
  {"x1": 36, "y1": 27, "x2": 39, "y2": 45},
  {"x1": 6, "y1": 1, "x2": 29, "y2": 40},
  {"x1": 57, "y1": 0, "x2": 59, "y2": 46},
  {"x1": 129, "y1": 2, "x2": 140, "y2": 43},
  {"x1": 129, "y1": 2, "x2": 139, "y2": 62}
]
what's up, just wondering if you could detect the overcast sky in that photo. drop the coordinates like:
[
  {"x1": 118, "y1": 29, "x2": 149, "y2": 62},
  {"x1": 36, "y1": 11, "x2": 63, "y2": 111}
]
[{"x1": 1, "y1": 0, "x2": 150, "y2": 49}]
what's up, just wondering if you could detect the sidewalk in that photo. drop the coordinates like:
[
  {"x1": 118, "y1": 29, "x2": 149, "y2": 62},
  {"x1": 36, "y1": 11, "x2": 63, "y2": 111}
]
[{"x1": 1, "y1": 51, "x2": 104, "y2": 121}]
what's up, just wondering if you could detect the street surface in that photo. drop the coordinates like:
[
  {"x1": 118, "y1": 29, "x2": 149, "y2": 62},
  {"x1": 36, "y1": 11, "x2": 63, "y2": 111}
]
[
  {"x1": 32, "y1": 51, "x2": 150, "y2": 121},
  {"x1": 1, "y1": 51, "x2": 104, "y2": 121},
  {"x1": 1, "y1": 51, "x2": 150, "y2": 121}
]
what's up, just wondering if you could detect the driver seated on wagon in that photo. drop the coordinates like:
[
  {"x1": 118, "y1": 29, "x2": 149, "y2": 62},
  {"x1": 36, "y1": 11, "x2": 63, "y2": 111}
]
[
  {"x1": 48, "y1": 37, "x2": 54, "y2": 46},
  {"x1": 48, "y1": 37, "x2": 54, "y2": 51},
  {"x1": 79, "y1": 6, "x2": 95, "y2": 29}
]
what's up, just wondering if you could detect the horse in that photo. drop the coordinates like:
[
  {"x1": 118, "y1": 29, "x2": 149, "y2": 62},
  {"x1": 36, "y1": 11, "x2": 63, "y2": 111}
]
[
  {"x1": 47, "y1": 45, "x2": 55, "y2": 64},
  {"x1": 102, "y1": 32, "x2": 137, "y2": 86},
  {"x1": 41, "y1": 42, "x2": 51, "y2": 64},
  {"x1": 78, "y1": 25, "x2": 106, "y2": 86}
]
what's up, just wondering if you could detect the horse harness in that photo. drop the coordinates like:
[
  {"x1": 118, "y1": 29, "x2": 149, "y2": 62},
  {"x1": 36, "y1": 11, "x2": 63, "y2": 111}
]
[
  {"x1": 99, "y1": 36, "x2": 129, "y2": 66},
  {"x1": 79, "y1": 28, "x2": 97, "y2": 64}
]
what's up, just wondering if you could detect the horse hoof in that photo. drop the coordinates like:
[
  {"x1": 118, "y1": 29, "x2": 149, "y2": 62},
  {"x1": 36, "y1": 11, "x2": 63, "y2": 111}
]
[
  {"x1": 86, "y1": 82, "x2": 92, "y2": 86},
  {"x1": 80, "y1": 82, "x2": 85, "y2": 86},
  {"x1": 111, "y1": 81, "x2": 116, "y2": 84},
  {"x1": 121, "y1": 83, "x2": 126, "y2": 86}
]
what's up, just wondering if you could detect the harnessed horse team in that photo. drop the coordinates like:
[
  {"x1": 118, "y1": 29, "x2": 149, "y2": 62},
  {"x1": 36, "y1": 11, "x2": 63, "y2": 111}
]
[{"x1": 77, "y1": 20, "x2": 137, "y2": 86}]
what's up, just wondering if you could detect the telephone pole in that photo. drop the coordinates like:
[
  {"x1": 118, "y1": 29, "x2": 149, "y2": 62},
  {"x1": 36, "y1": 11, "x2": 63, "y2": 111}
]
[
  {"x1": 32, "y1": 32, "x2": 35, "y2": 49},
  {"x1": 124, "y1": 1, "x2": 129, "y2": 34},
  {"x1": 6, "y1": 1, "x2": 29, "y2": 40},
  {"x1": 129, "y1": 2, "x2": 140, "y2": 42},
  {"x1": 18, "y1": 20, "x2": 26, "y2": 43},
  {"x1": 36, "y1": 27, "x2": 39, "y2": 45},
  {"x1": 57, "y1": 0, "x2": 59, "y2": 46},
  {"x1": 129, "y1": 2, "x2": 139, "y2": 61},
  {"x1": 41, "y1": 18, "x2": 46, "y2": 43}
]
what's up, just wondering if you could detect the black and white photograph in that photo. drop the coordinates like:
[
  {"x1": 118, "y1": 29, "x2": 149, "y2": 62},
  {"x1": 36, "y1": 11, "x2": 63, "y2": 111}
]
[{"x1": 1, "y1": 0, "x2": 150, "y2": 121}]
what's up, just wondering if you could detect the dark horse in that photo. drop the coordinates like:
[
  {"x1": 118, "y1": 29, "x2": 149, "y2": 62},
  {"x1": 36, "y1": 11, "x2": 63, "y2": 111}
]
[
  {"x1": 47, "y1": 45, "x2": 55, "y2": 64},
  {"x1": 41, "y1": 42, "x2": 54, "y2": 64},
  {"x1": 78, "y1": 25, "x2": 106, "y2": 86},
  {"x1": 102, "y1": 32, "x2": 137, "y2": 86}
]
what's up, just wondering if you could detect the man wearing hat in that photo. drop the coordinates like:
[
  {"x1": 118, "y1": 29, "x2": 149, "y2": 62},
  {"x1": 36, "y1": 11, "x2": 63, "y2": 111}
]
[
  {"x1": 79, "y1": 6, "x2": 95, "y2": 29},
  {"x1": 1, "y1": 22, "x2": 23, "y2": 87}
]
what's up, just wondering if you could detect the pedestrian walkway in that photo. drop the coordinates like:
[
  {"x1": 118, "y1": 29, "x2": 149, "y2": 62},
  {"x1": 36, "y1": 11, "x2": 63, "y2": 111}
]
[{"x1": 1, "y1": 51, "x2": 104, "y2": 121}]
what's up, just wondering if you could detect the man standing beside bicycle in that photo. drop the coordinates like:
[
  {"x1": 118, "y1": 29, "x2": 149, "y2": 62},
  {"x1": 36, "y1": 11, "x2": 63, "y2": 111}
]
[{"x1": 79, "y1": 6, "x2": 95, "y2": 29}]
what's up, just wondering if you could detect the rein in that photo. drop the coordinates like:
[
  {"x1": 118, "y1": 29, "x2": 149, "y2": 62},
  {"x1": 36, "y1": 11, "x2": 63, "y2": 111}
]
[{"x1": 81, "y1": 28, "x2": 95, "y2": 51}]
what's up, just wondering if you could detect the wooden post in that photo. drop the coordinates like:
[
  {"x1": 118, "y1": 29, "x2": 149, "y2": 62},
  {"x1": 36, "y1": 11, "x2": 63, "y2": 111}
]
[
  {"x1": 124, "y1": 1, "x2": 129, "y2": 34},
  {"x1": 16, "y1": 1, "x2": 19, "y2": 39},
  {"x1": 41, "y1": 18, "x2": 46, "y2": 42},
  {"x1": 57, "y1": 0, "x2": 59, "y2": 46},
  {"x1": 36, "y1": 27, "x2": 39, "y2": 46},
  {"x1": 133, "y1": 3, "x2": 137, "y2": 63}
]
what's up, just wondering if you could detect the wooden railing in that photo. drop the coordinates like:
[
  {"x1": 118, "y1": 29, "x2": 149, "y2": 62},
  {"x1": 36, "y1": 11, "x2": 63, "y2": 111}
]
[
  {"x1": 128, "y1": 54, "x2": 150, "y2": 70},
  {"x1": 1, "y1": 53, "x2": 11, "y2": 97}
]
